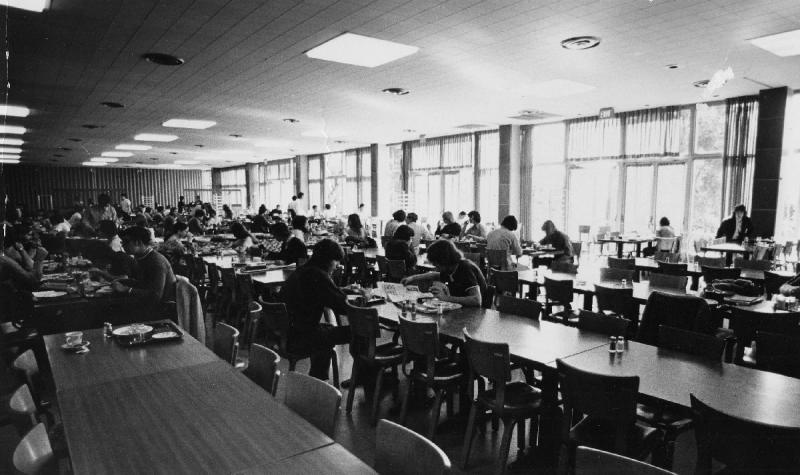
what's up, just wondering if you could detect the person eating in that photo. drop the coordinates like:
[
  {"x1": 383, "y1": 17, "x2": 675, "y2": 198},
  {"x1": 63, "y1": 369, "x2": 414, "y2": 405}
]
[{"x1": 401, "y1": 239, "x2": 486, "y2": 308}]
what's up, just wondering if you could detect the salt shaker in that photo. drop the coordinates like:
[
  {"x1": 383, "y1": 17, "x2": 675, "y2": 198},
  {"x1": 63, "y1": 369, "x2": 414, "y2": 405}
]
[
  {"x1": 608, "y1": 336, "x2": 617, "y2": 353},
  {"x1": 616, "y1": 336, "x2": 625, "y2": 353}
]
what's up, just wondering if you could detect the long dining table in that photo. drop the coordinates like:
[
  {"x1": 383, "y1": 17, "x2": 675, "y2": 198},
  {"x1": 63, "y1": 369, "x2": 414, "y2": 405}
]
[{"x1": 45, "y1": 325, "x2": 375, "y2": 474}]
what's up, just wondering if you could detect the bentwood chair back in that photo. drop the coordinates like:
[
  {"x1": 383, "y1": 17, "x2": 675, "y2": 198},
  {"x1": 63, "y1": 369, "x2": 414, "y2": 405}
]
[
  {"x1": 212, "y1": 322, "x2": 240, "y2": 365},
  {"x1": 12, "y1": 351, "x2": 46, "y2": 414},
  {"x1": 753, "y1": 331, "x2": 800, "y2": 378},
  {"x1": 764, "y1": 271, "x2": 792, "y2": 299},
  {"x1": 489, "y1": 269, "x2": 519, "y2": 299},
  {"x1": 655, "y1": 261, "x2": 687, "y2": 276},
  {"x1": 496, "y1": 295, "x2": 541, "y2": 320},
  {"x1": 575, "y1": 446, "x2": 676, "y2": 475},
  {"x1": 13, "y1": 423, "x2": 54, "y2": 475},
  {"x1": 599, "y1": 267, "x2": 635, "y2": 283},
  {"x1": 240, "y1": 300, "x2": 262, "y2": 351},
  {"x1": 375, "y1": 419, "x2": 451, "y2": 475},
  {"x1": 700, "y1": 265, "x2": 740, "y2": 285},
  {"x1": 657, "y1": 325, "x2": 725, "y2": 361},
  {"x1": 463, "y1": 252, "x2": 484, "y2": 271},
  {"x1": 375, "y1": 255, "x2": 388, "y2": 280},
  {"x1": 730, "y1": 308, "x2": 800, "y2": 364},
  {"x1": 386, "y1": 259, "x2": 407, "y2": 282},
  {"x1": 8, "y1": 384, "x2": 38, "y2": 436},
  {"x1": 608, "y1": 257, "x2": 635, "y2": 270},
  {"x1": 647, "y1": 273, "x2": 687, "y2": 291},
  {"x1": 486, "y1": 249, "x2": 510, "y2": 270},
  {"x1": 653, "y1": 251, "x2": 680, "y2": 263},
  {"x1": 571, "y1": 242, "x2": 583, "y2": 264},
  {"x1": 593, "y1": 285, "x2": 635, "y2": 321},
  {"x1": 690, "y1": 394, "x2": 800, "y2": 474},
  {"x1": 577, "y1": 310, "x2": 630, "y2": 337},
  {"x1": 543, "y1": 277, "x2": 575, "y2": 325},
  {"x1": 695, "y1": 256, "x2": 725, "y2": 268},
  {"x1": 551, "y1": 261, "x2": 579, "y2": 274},
  {"x1": 243, "y1": 344, "x2": 280, "y2": 395},
  {"x1": 733, "y1": 258, "x2": 772, "y2": 271},
  {"x1": 283, "y1": 371, "x2": 342, "y2": 438}
]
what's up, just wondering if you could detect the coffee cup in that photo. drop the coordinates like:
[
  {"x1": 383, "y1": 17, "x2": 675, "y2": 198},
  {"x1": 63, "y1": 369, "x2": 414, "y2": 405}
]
[{"x1": 65, "y1": 331, "x2": 83, "y2": 347}]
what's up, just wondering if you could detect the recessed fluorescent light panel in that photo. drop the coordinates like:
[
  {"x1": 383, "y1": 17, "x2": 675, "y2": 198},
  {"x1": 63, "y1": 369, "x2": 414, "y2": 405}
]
[
  {"x1": 750, "y1": 29, "x2": 800, "y2": 57},
  {"x1": 134, "y1": 133, "x2": 179, "y2": 142},
  {"x1": 162, "y1": 119, "x2": 216, "y2": 129},
  {"x1": 116, "y1": 144, "x2": 151, "y2": 151},
  {"x1": 0, "y1": 147, "x2": 22, "y2": 154},
  {"x1": 0, "y1": 159, "x2": 20, "y2": 164},
  {"x1": 82, "y1": 161, "x2": 107, "y2": 167},
  {"x1": 0, "y1": 105, "x2": 30, "y2": 117},
  {"x1": 5, "y1": 0, "x2": 49, "y2": 12},
  {"x1": 0, "y1": 125, "x2": 26, "y2": 134},
  {"x1": 91, "y1": 157, "x2": 119, "y2": 163},
  {"x1": 0, "y1": 138, "x2": 23, "y2": 146},
  {"x1": 102, "y1": 151, "x2": 133, "y2": 158},
  {"x1": 524, "y1": 79, "x2": 595, "y2": 98},
  {"x1": 0, "y1": 154, "x2": 20, "y2": 160},
  {"x1": 305, "y1": 32, "x2": 419, "y2": 67}
]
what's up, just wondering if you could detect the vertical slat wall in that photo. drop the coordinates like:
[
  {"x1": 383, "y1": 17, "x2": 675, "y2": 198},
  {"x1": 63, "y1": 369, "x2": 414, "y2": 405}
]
[{"x1": 1, "y1": 165, "x2": 206, "y2": 212}]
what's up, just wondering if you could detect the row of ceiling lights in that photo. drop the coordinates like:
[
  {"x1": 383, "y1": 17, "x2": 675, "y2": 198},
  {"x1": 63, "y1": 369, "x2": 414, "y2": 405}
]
[{"x1": 0, "y1": 105, "x2": 31, "y2": 165}]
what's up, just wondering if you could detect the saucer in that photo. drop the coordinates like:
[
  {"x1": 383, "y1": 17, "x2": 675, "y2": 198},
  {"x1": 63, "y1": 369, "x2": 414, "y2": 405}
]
[{"x1": 61, "y1": 341, "x2": 91, "y2": 352}]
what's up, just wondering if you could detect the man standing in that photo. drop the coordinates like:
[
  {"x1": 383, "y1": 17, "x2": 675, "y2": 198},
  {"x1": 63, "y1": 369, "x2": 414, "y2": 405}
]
[{"x1": 119, "y1": 193, "x2": 132, "y2": 217}]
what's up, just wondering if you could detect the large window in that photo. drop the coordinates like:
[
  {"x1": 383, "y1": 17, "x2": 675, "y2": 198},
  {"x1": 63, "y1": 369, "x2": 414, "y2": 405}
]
[
  {"x1": 259, "y1": 160, "x2": 294, "y2": 211},
  {"x1": 219, "y1": 167, "x2": 246, "y2": 208},
  {"x1": 477, "y1": 131, "x2": 499, "y2": 224},
  {"x1": 689, "y1": 158, "x2": 723, "y2": 237},
  {"x1": 567, "y1": 161, "x2": 619, "y2": 237},
  {"x1": 776, "y1": 94, "x2": 800, "y2": 240},
  {"x1": 322, "y1": 148, "x2": 371, "y2": 216},
  {"x1": 308, "y1": 156, "x2": 322, "y2": 211},
  {"x1": 530, "y1": 123, "x2": 566, "y2": 237},
  {"x1": 409, "y1": 134, "x2": 474, "y2": 224}
]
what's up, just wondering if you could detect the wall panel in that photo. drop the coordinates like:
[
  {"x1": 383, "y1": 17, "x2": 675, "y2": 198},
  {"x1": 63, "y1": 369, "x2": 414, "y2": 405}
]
[{"x1": 1, "y1": 165, "x2": 205, "y2": 213}]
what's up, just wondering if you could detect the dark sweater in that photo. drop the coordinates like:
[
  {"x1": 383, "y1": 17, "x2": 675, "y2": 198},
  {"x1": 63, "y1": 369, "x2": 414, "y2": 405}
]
[
  {"x1": 279, "y1": 264, "x2": 348, "y2": 335},
  {"x1": 436, "y1": 222, "x2": 462, "y2": 238},
  {"x1": 384, "y1": 239, "x2": 416, "y2": 272},
  {"x1": 130, "y1": 249, "x2": 176, "y2": 303},
  {"x1": 716, "y1": 216, "x2": 755, "y2": 243}
]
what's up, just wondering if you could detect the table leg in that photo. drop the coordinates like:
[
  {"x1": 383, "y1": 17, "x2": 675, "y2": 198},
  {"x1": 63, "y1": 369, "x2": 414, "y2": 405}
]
[
  {"x1": 536, "y1": 368, "x2": 563, "y2": 467},
  {"x1": 617, "y1": 243, "x2": 623, "y2": 259},
  {"x1": 582, "y1": 291, "x2": 594, "y2": 311},
  {"x1": 690, "y1": 275, "x2": 700, "y2": 291},
  {"x1": 635, "y1": 242, "x2": 642, "y2": 257},
  {"x1": 724, "y1": 252, "x2": 733, "y2": 267}
]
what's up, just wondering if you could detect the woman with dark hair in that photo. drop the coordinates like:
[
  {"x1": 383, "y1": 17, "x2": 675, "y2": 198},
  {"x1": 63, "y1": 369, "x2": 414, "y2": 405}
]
[
  {"x1": 160, "y1": 221, "x2": 192, "y2": 257},
  {"x1": 656, "y1": 216, "x2": 675, "y2": 238},
  {"x1": 230, "y1": 222, "x2": 257, "y2": 250},
  {"x1": 252, "y1": 204, "x2": 270, "y2": 233},
  {"x1": 279, "y1": 239, "x2": 364, "y2": 380},
  {"x1": 344, "y1": 213, "x2": 369, "y2": 246},
  {"x1": 435, "y1": 211, "x2": 462, "y2": 239},
  {"x1": 268, "y1": 222, "x2": 307, "y2": 264},
  {"x1": 385, "y1": 225, "x2": 417, "y2": 273},
  {"x1": 4, "y1": 226, "x2": 47, "y2": 277},
  {"x1": 402, "y1": 239, "x2": 485, "y2": 307},
  {"x1": 716, "y1": 204, "x2": 754, "y2": 243},
  {"x1": 222, "y1": 204, "x2": 234, "y2": 220},
  {"x1": 188, "y1": 209, "x2": 205, "y2": 235},
  {"x1": 291, "y1": 215, "x2": 309, "y2": 241},
  {"x1": 462, "y1": 210, "x2": 488, "y2": 240},
  {"x1": 89, "y1": 220, "x2": 136, "y2": 279},
  {"x1": 112, "y1": 226, "x2": 176, "y2": 316},
  {"x1": 486, "y1": 215, "x2": 523, "y2": 268}
]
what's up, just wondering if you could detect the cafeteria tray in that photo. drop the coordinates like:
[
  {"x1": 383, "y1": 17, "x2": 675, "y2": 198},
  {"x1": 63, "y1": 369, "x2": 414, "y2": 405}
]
[{"x1": 114, "y1": 320, "x2": 184, "y2": 347}]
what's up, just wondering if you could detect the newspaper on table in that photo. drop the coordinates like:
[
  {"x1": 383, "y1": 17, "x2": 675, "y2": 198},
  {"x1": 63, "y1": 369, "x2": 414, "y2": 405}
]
[{"x1": 376, "y1": 282, "x2": 434, "y2": 303}]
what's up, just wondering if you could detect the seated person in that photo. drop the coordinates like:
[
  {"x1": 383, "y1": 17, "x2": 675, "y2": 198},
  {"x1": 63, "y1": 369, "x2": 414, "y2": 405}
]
[
  {"x1": 384, "y1": 225, "x2": 417, "y2": 274},
  {"x1": 230, "y1": 222, "x2": 258, "y2": 251},
  {"x1": 405, "y1": 212, "x2": 433, "y2": 253},
  {"x1": 539, "y1": 220, "x2": 574, "y2": 264},
  {"x1": 279, "y1": 239, "x2": 364, "y2": 380},
  {"x1": 291, "y1": 215, "x2": 309, "y2": 241},
  {"x1": 268, "y1": 222, "x2": 307, "y2": 264},
  {"x1": 402, "y1": 239, "x2": 486, "y2": 308},
  {"x1": 435, "y1": 211, "x2": 462, "y2": 239},
  {"x1": 160, "y1": 221, "x2": 193, "y2": 257},
  {"x1": 655, "y1": 216, "x2": 675, "y2": 238},
  {"x1": 383, "y1": 210, "x2": 406, "y2": 237},
  {"x1": 486, "y1": 215, "x2": 523, "y2": 268},
  {"x1": 0, "y1": 232, "x2": 46, "y2": 290},
  {"x1": 462, "y1": 210, "x2": 488, "y2": 240},
  {"x1": 716, "y1": 204, "x2": 754, "y2": 244},
  {"x1": 188, "y1": 209, "x2": 206, "y2": 235},
  {"x1": 4, "y1": 226, "x2": 44, "y2": 272},
  {"x1": 344, "y1": 213, "x2": 369, "y2": 247},
  {"x1": 251, "y1": 205, "x2": 270, "y2": 233},
  {"x1": 780, "y1": 274, "x2": 800, "y2": 297},
  {"x1": 87, "y1": 220, "x2": 136, "y2": 280},
  {"x1": 111, "y1": 226, "x2": 177, "y2": 317}
]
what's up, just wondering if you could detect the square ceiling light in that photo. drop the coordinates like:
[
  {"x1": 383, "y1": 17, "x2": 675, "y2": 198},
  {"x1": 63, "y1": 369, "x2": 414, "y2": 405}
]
[
  {"x1": 116, "y1": 144, "x2": 151, "y2": 151},
  {"x1": 0, "y1": 159, "x2": 20, "y2": 164},
  {"x1": 102, "y1": 151, "x2": 133, "y2": 158},
  {"x1": 0, "y1": 105, "x2": 29, "y2": 117},
  {"x1": 524, "y1": 79, "x2": 595, "y2": 98},
  {"x1": 305, "y1": 32, "x2": 419, "y2": 67},
  {"x1": 5, "y1": 0, "x2": 49, "y2": 12},
  {"x1": 134, "y1": 133, "x2": 178, "y2": 142},
  {"x1": 750, "y1": 29, "x2": 800, "y2": 57},
  {"x1": 162, "y1": 119, "x2": 217, "y2": 129},
  {"x1": 83, "y1": 161, "x2": 107, "y2": 166},
  {"x1": 0, "y1": 125, "x2": 25, "y2": 134},
  {"x1": 0, "y1": 137, "x2": 23, "y2": 146},
  {"x1": 91, "y1": 157, "x2": 118, "y2": 163},
  {"x1": 0, "y1": 154, "x2": 20, "y2": 160},
  {"x1": 0, "y1": 147, "x2": 22, "y2": 154}
]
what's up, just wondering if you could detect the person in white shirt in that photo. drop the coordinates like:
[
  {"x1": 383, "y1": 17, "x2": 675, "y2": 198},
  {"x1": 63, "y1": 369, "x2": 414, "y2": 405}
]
[
  {"x1": 384, "y1": 210, "x2": 406, "y2": 237},
  {"x1": 119, "y1": 193, "x2": 133, "y2": 216},
  {"x1": 287, "y1": 195, "x2": 299, "y2": 216},
  {"x1": 486, "y1": 215, "x2": 523, "y2": 268},
  {"x1": 323, "y1": 204, "x2": 337, "y2": 220},
  {"x1": 405, "y1": 212, "x2": 433, "y2": 252},
  {"x1": 294, "y1": 192, "x2": 307, "y2": 217}
]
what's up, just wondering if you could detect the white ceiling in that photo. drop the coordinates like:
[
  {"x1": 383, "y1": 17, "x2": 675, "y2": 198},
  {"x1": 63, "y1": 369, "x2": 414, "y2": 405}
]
[{"x1": 5, "y1": 0, "x2": 800, "y2": 168}]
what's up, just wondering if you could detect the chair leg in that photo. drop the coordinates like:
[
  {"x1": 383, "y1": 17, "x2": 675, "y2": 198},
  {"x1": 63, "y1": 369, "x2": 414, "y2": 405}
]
[
  {"x1": 289, "y1": 359, "x2": 297, "y2": 372},
  {"x1": 330, "y1": 351, "x2": 340, "y2": 388},
  {"x1": 516, "y1": 417, "x2": 526, "y2": 455},
  {"x1": 494, "y1": 418, "x2": 516, "y2": 475},
  {"x1": 428, "y1": 388, "x2": 444, "y2": 440},
  {"x1": 345, "y1": 359, "x2": 360, "y2": 414},
  {"x1": 370, "y1": 367, "x2": 384, "y2": 426},
  {"x1": 461, "y1": 402, "x2": 479, "y2": 470},
  {"x1": 446, "y1": 388, "x2": 454, "y2": 418},
  {"x1": 399, "y1": 378, "x2": 413, "y2": 426}
]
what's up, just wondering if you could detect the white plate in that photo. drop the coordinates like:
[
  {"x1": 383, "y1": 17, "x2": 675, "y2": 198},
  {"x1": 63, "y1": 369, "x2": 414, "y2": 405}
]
[
  {"x1": 112, "y1": 325, "x2": 154, "y2": 336},
  {"x1": 151, "y1": 331, "x2": 179, "y2": 339},
  {"x1": 33, "y1": 291, "x2": 67, "y2": 299}
]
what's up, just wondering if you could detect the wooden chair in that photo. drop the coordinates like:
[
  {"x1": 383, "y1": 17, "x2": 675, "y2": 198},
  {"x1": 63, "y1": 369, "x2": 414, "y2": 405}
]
[
  {"x1": 8, "y1": 384, "x2": 38, "y2": 436},
  {"x1": 557, "y1": 359, "x2": 661, "y2": 470},
  {"x1": 375, "y1": 419, "x2": 451, "y2": 475},
  {"x1": 489, "y1": 269, "x2": 520, "y2": 300},
  {"x1": 577, "y1": 225, "x2": 591, "y2": 244},
  {"x1": 487, "y1": 248, "x2": 510, "y2": 270},
  {"x1": 700, "y1": 265, "x2": 740, "y2": 285},
  {"x1": 655, "y1": 261, "x2": 686, "y2": 276},
  {"x1": 690, "y1": 394, "x2": 800, "y2": 474},
  {"x1": 753, "y1": 331, "x2": 800, "y2": 378},
  {"x1": 599, "y1": 267, "x2": 635, "y2": 282},
  {"x1": 594, "y1": 285, "x2": 636, "y2": 325},
  {"x1": 283, "y1": 371, "x2": 342, "y2": 438},
  {"x1": 695, "y1": 256, "x2": 725, "y2": 268},
  {"x1": 764, "y1": 271, "x2": 792, "y2": 300},
  {"x1": 398, "y1": 316, "x2": 464, "y2": 440},
  {"x1": 386, "y1": 259, "x2": 407, "y2": 282},
  {"x1": 730, "y1": 307, "x2": 800, "y2": 365},
  {"x1": 240, "y1": 300, "x2": 261, "y2": 353},
  {"x1": 345, "y1": 304, "x2": 403, "y2": 425},
  {"x1": 551, "y1": 261, "x2": 579, "y2": 274},
  {"x1": 212, "y1": 322, "x2": 239, "y2": 365},
  {"x1": 572, "y1": 242, "x2": 583, "y2": 264},
  {"x1": 13, "y1": 423, "x2": 54, "y2": 475},
  {"x1": 608, "y1": 257, "x2": 635, "y2": 270},
  {"x1": 12, "y1": 351, "x2": 49, "y2": 418},
  {"x1": 733, "y1": 258, "x2": 772, "y2": 271},
  {"x1": 242, "y1": 343, "x2": 281, "y2": 395},
  {"x1": 462, "y1": 330, "x2": 545, "y2": 475},
  {"x1": 576, "y1": 310, "x2": 629, "y2": 337},
  {"x1": 259, "y1": 300, "x2": 340, "y2": 387},
  {"x1": 648, "y1": 273, "x2": 687, "y2": 290},
  {"x1": 496, "y1": 295, "x2": 541, "y2": 320},
  {"x1": 219, "y1": 267, "x2": 237, "y2": 322},
  {"x1": 575, "y1": 446, "x2": 676, "y2": 475},
  {"x1": 375, "y1": 255, "x2": 388, "y2": 281},
  {"x1": 543, "y1": 277, "x2": 576, "y2": 325},
  {"x1": 657, "y1": 325, "x2": 725, "y2": 361},
  {"x1": 206, "y1": 262, "x2": 222, "y2": 311}
]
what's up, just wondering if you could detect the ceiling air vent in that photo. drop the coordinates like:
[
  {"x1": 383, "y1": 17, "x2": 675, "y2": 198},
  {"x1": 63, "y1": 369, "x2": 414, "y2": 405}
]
[
  {"x1": 455, "y1": 124, "x2": 490, "y2": 130},
  {"x1": 508, "y1": 110, "x2": 561, "y2": 121}
]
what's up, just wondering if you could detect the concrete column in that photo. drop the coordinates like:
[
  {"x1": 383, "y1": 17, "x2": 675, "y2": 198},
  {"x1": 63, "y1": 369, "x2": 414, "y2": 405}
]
[
  {"x1": 498, "y1": 124, "x2": 522, "y2": 219},
  {"x1": 751, "y1": 87, "x2": 790, "y2": 237},
  {"x1": 370, "y1": 144, "x2": 380, "y2": 217},
  {"x1": 294, "y1": 155, "x2": 309, "y2": 195}
]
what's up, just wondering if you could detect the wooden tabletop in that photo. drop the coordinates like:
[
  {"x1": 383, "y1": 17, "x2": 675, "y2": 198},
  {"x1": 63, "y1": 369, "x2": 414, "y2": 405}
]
[
  {"x1": 701, "y1": 243, "x2": 748, "y2": 253},
  {"x1": 374, "y1": 304, "x2": 607, "y2": 368},
  {"x1": 596, "y1": 237, "x2": 657, "y2": 244},
  {"x1": 557, "y1": 341, "x2": 800, "y2": 428},
  {"x1": 45, "y1": 327, "x2": 219, "y2": 391},
  {"x1": 234, "y1": 443, "x2": 376, "y2": 475},
  {"x1": 250, "y1": 269, "x2": 295, "y2": 287},
  {"x1": 59, "y1": 361, "x2": 333, "y2": 474}
]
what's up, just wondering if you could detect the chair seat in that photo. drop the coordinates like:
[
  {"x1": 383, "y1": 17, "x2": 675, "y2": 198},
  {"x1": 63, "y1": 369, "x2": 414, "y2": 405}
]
[
  {"x1": 568, "y1": 416, "x2": 662, "y2": 460},
  {"x1": 412, "y1": 359, "x2": 464, "y2": 385},
  {"x1": 372, "y1": 342, "x2": 404, "y2": 364},
  {"x1": 477, "y1": 381, "x2": 543, "y2": 416},
  {"x1": 636, "y1": 404, "x2": 693, "y2": 433}
]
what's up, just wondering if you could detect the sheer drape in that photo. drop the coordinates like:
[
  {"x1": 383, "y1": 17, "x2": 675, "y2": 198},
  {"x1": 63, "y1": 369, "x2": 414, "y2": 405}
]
[
  {"x1": 566, "y1": 116, "x2": 622, "y2": 160},
  {"x1": 721, "y1": 96, "x2": 758, "y2": 213},
  {"x1": 520, "y1": 126, "x2": 534, "y2": 240},
  {"x1": 622, "y1": 106, "x2": 684, "y2": 158},
  {"x1": 477, "y1": 130, "x2": 499, "y2": 223}
]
